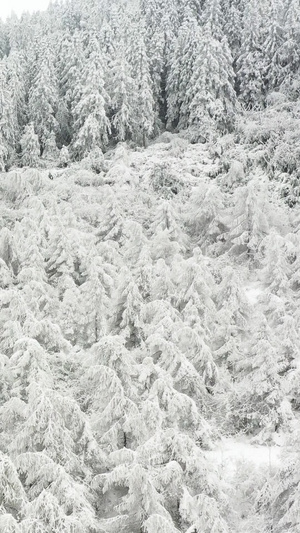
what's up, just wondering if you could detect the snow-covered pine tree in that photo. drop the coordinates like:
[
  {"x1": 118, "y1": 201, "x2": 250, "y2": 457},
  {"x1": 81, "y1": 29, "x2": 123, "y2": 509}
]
[
  {"x1": 78, "y1": 257, "x2": 110, "y2": 346},
  {"x1": 20, "y1": 122, "x2": 40, "y2": 168},
  {"x1": 28, "y1": 40, "x2": 58, "y2": 153},
  {"x1": 172, "y1": 249, "x2": 216, "y2": 326},
  {"x1": 141, "y1": 0, "x2": 179, "y2": 126},
  {"x1": 81, "y1": 334, "x2": 140, "y2": 450},
  {"x1": 56, "y1": 29, "x2": 85, "y2": 145},
  {"x1": 72, "y1": 34, "x2": 110, "y2": 158},
  {"x1": 179, "y1": 0, "x2": 203, "y2": 22},
  {"x1": 214, "y1": 266, "x2": 250, "y2": 336},
  {"x1": 236, "y1": 0, "x2": 266, "y2": 108},
  {"x1": 0, "y1": 257, "x2": 12, "y2": 289},
  {"x1": 0, "y1": 132, "x2": 8, "y2": 172},
  {"x1": 45, "y1": 218, "x2": 76, "y2": 281},
  {"x1": 186, "y1": 180, "x2": 226, "y2": 252},
  {"x1": 232, "y1": 317, "x2": 290, "y2": 438},
  {"x1": 57, "y1": 274, "x2": 80, "y2": 344},
  {"x1": 261, "y1": 229, "x2": 291, "y2": 295},
  {"x1": 9, "y1": 337, "x2": 54, "y2": 401},
  {"x1": 0, "y1": 452, "x2": 27, "y2": 519},
  {"x1": 279, "y1": 0, "x2": 300, "y2": 97},
  {"x1": 271, "y1": 423, "x2": 300, "y2": 532},
  {"x1": 0, "y1": 60, "x2": 17, "y2": 167},
  {"x1": 127, "y1": 20, "x2": 155, "y2": 146},
  {"x1": 10, "y1": 382, "x2": 104, "y2": 474},
  {"x1": 166, "y1": 14, "x2": 201, "y2": 130},
  {"x1": 222, "y1": 0, "x2": 243, "y2": 61},
  {"x1": 16, "y1": 453, "x2": 97, "y2": 533},
  {"x1": 185, "y1": 22, "x2": 236, "y2": 136},
  {"x1": 227, "y1": 177, "x2": 270, "y2": 260},
  {"x1": 0, "y1": 20, "x2": 8, "y2": 58},
  {"x1": 80, "y1": 361, "x2": 138, "y2": 452},
  {"x1": 263, "y1": 0, "x2": 284, "y2": 92},
  {"x1": 202, "y1": 0, "x2": 224, "y2": 41},
  {"x1": 151, "y1": 199, "x2": 186, "y2": 248},
  {"x1": 0, "y1": 227, "x2": 19, "y2": 275},
  {"x1": 111, "y1": 267, "x2": 143, "y2": 347},
  {"x1": 96, "y1": 188, "x2": 124, "y2": 243},
  {"x1": 5, "y1": 50, "x2": 27, "y2": 145},
  {"x1": 180, "y1": 490, "x2": 230, "y2": 533},
  {"x1": 99, "y1": 17, "x2": 117, "y2": 63},
  {"x1": 109, "y1": 46, "x2": 135, "y2": 142},
  {"x1": 122, "y1": 220, "x2": 148, "y2": 268},
  {"x1": 58, "y1": 145, "x2": 70, "y2": 167},
  {"x1": 95, "y1": 461, "x2": 177, "y2": 533},
  {"x1": 42, "y1": 131, "x2": 59, "y2": 162}
]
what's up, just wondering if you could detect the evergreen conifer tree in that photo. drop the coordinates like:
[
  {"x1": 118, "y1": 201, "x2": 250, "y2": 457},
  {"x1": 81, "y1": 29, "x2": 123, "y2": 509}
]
[
  {"x1": 110, "y1": 46, "x2": 135, "y2": 141},
  {"x1": 263, "y1": 0, "x2": 284, "y2": 91},
  {"x1": 72, "y1": 35, "x2": 110, "y2": 157},
  {"x1": 166, "y1": 16, "x2": 201, "y2": 129},
  {"x1": 127, "y1": 22, "x2": 155, "y2": 146},
  {"x1": 185, "y1": 23, "x2": 236, "y2": 134},
  {"x1": 279, "y1": 0, "x2": 300, "y2": 97},
  {"x1": 227, "y1": 178, "x2": 270, "y2": 260},
  {"x1": 236, "y1": 0, "x2": 266, "y2": 108},
  {"x1": 28, "y1": 41, "x2": 58, "y2": 152},
  {"x1": 20, "y1": 123, "x2": 40, "y2": 167},
  {"x1": 42, "y1": 131, "x2": 59, "y2": 161},
  {"x1": 0, "y1": 60, "x2": 17, "y2": 166}
]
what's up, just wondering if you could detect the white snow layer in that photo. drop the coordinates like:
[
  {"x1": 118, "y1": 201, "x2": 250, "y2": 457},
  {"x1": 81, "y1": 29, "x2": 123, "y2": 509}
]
[
  {"x1": 205, "y1": 436, "x2": 281, "y2": 476},
  {"x1": 244, "y1": 284, "x2": 263, "y2": 305}
]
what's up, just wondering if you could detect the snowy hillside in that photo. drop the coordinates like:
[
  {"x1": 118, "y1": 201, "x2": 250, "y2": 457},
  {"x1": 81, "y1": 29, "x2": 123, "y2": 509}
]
[
  {"x1": 1, "y1": 0, "x2": 300, "y2": 530},
  {"x1": 1, "y1": 136, "x2": 300, "y2": 532}
]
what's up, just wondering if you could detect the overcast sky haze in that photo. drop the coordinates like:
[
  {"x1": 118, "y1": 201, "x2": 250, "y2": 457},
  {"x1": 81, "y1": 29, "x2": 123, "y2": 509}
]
[{"x1": 0, "y1": 0, "x2": 51, "y2": 21}]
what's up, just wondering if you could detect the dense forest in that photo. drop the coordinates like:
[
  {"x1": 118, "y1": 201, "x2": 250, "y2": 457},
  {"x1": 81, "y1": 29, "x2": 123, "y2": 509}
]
[
  {"x1": 0, "y1": 0, "x2": 299, "y2": 188},
  {"x1": 1, "y1": 0, "x2": 300, "y2": 532}
]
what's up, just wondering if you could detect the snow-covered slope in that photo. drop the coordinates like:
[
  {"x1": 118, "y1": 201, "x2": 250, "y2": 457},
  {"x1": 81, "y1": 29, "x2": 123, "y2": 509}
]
[{"x1": 0, "y1": 139, "x2": 299, "y2": 532}]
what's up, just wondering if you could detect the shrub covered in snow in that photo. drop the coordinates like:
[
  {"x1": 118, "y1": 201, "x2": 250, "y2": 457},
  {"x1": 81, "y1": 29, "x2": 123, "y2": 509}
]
[{"x1": 149, "y1": 163, "x2": 186, "y2": 199}]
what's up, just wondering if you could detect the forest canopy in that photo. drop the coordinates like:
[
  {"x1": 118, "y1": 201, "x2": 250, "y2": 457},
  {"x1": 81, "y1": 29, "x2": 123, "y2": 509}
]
[
  {"x1": 0, "y1": 0, "x2": 300, "y2": 171},
  {"x1": 1, "y1": 1, "x2": 300, "y2": 532}
]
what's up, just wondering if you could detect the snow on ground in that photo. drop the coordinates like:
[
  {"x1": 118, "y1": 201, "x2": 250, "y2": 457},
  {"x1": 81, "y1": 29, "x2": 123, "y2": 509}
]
[
  {"x1": 244, "y1": 283, "x2": 264, "y2": 305},
  {"x1": 205, "y1": 436, "x2": 283, "y2": 531},
  {"x1": 205, "y1": 436, "x2": 281, "y2": 477}
]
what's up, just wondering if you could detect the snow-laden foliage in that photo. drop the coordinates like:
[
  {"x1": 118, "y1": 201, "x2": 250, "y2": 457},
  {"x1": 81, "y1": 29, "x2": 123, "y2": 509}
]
[
  {"x1": 0, "y1": 0, "x2": 299, "y2": 528},
  {"x1": 0, "y1": 0, "x2": 299, "y2": 179},
  {"x1": 0, "y1": 136, "x2": 298, "y2": 532}
]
